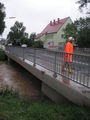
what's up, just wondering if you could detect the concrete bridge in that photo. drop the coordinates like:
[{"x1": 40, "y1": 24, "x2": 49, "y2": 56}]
[{"x1": 5, "y1": 46, "x2": 90, "y2": 106}]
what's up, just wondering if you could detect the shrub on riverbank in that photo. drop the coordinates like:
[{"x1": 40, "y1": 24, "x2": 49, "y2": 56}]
[
  {"x1": 0, "y1": 85, "x2": 19, "y2": 98},
  {"x1": 0, "y1": 87, "x2": 90, "y2": 120},
  {"x1": 0, "y1": 48, "x2": 6, "y2": 61}
]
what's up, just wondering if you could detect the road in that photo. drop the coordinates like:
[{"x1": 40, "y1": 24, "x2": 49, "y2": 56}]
[{"x1": 24, "y1": 49, "x2": 90, "y2": 74}]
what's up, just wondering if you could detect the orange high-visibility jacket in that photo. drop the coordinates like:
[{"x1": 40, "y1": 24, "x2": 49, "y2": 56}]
[{"x1": 64, "y1": 41, "x2": 73, "y2": 63}]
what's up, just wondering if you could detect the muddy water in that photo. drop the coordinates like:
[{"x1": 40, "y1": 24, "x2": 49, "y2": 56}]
[{"x1": 0, "y1": 61, "x2": 41, "y2": 99}]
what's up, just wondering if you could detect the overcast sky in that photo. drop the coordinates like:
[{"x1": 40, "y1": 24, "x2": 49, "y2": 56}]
[{"x1": 1, "y1": 0, "x2": 86, "y2": 38}]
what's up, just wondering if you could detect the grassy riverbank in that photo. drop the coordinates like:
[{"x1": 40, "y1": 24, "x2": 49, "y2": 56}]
[{"x1": 0, "y1": 88, "x2": 90, "y2": 120}]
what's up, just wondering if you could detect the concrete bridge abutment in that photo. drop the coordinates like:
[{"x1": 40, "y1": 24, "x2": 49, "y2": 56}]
[{"x1": 41, "y1": 82, "x2": 68, "y2": 103}]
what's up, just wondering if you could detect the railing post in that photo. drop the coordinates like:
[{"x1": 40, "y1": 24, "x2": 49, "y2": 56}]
[
  {"x1": 53, "y1": 51, "x2": 57, "y2": 78},
  {"x1": 33, "y1": 48, "x2": 36, "y2": 67}
]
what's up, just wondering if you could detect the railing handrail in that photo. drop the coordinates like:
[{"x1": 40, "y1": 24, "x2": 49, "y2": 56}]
[
  {"x1": 6, "y1": 46, "x2": 90, "y2": 57},
  {"x1": 5, "y1": 46, "x2": 90, "y2": 89}
]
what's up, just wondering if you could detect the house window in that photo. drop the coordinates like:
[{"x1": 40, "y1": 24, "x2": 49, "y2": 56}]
[{"x1": 48, "y1": 41, "x2": 54, "y2": 45}]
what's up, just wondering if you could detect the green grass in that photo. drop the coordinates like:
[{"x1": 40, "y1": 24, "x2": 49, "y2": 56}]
[
  {"x1": 0, "y1": 48, "x2": 6, "y2": 61},
  {"x1": 0, "y1": 87, "x2": 90, "y2": 120}
]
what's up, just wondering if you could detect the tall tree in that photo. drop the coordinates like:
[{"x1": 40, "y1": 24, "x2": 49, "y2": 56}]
[
  {"x1": 75, "y1": 17, "x2": 90, "y2": 47},
  {"x1": 0, "y1": 2, "x2": 6, "y2": 35},
  {"x1": 76, "y1": 0, "x2": 90, "y2": 14},
  {"x1": 62, "y1": 23, "x2": 78, "y2": 43},
  {"x1": 62, "y1": 17, "x2": 90, "y2": 48},
  {"x1": 77, "y1": 0, "x2": 90, "y2": 8},
  {"x1": 7, "y1": 21, "x2": 28, "y2": 45},
  {"x1": 30, "y1": 33, "x2": 36, "y2": 41}
]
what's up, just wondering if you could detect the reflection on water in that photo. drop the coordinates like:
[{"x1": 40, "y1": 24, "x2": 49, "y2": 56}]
[{"x1": 0, "y1": 61, "x2": 41, "y2": 99}]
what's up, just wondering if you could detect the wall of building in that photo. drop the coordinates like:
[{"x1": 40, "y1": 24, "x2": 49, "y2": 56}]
[
  {"x1": 36, "y1": 17, "x2": 72, "y2": 49},
  {"x1": 53, "y1": 17, "x2": 72, "y2": 46},
  {"x1": 43, "y1": 33, "x2": 56, "y2": 48}
]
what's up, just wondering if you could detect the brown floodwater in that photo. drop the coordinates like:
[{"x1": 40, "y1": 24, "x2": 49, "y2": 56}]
[{"x1": 0, "y1": 61, "x2": 41, "y2": 99}]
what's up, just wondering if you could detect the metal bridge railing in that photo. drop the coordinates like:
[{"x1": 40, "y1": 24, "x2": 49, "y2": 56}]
[{"x1": 5, "y1": 46, "x2": 90, "y2": 88}]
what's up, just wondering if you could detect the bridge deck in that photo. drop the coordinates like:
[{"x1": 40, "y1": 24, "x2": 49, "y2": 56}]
[
  {"x1": 24, "y1": 59, "x2": 90, "y2": 99},
  {"x1": 5, "y1": 47, "x2": 90, "y2": 106}
]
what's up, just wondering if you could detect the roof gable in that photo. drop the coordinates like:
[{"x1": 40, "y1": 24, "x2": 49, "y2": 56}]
[{"x1": 36, "y1": 17, "x2": 70, "y2": 39}]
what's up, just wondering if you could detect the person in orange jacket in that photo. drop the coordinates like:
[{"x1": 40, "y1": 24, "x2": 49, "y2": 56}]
[{"x1": 62, "y1": 37, "x2": 74, "y2": 73}]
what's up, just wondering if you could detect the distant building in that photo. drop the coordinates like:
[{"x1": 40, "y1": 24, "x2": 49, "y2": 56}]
[{"x1": 36, "y1": 17, "x2": 72, "y2": 49}]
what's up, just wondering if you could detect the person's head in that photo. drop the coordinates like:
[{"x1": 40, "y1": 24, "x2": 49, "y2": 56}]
[{"x1": 68, "y1": 37, "x2": 74, "y2": 43}]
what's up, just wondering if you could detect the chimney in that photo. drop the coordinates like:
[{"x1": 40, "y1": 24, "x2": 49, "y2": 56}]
[
  {"x1": 57, "y1": 18, "x2": 60, "y2": 23},
  {"x1": 50, "y1": 21, "x2": 52, "y2": 26},
  {"x1": 53, "y1": 19, "x2": 55, "y2": 25}
]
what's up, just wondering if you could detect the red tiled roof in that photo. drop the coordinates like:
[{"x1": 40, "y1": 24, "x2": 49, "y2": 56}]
[{"x1": 36, "y1": 17, "x2": 69, "y2": 38}]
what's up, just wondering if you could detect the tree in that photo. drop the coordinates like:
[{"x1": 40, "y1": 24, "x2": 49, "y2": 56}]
[
  {"x1": 27, "y1": 33, "x2": 36, "y2": 47},
  {"x1": 7, "y1": 21, "x2": 28, "y2": 45},
  {"x1": 76, "y1": 0, "x2": 90, "y2": 14},
  {"x1": 62, "y1": 17, "x2": 90, "y2": 48},
  {"x1": 28, "y1": 33, "x2": 43, "y2": 48},
  {"x1": 0, "y1": 2, "x2": 6, "y2": 35},
  {"x1": 62, "y1": 23, "x2": 78, "y2": 43},
  {"x1": 77, "y1": 0, "x2": 90, "y2": 8},
  {"x1": 78, "y1": 27, "x2": 90, "y2": 47},
  {"x1": 33, "y1": 40, "x2": 43, "y2": 48},
  {"x1": 75, "y1": 17, "x2": 90, "y2": 47},
  {"x1": 30, "y1": 33, "x2": 36, "y2": 43}
]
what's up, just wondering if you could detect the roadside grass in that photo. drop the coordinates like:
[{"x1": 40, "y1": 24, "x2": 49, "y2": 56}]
[
  {"x1": 0, "y1": 61, "x2": 4, "y2": 64},
  {"x1": 0, "y1": 86, "x2": 90, "y2": 120},
  {"x1": 0, "y1": 48, "x2": 7, "y2": 61}
]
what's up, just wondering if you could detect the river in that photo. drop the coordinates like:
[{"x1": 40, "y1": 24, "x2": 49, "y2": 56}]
[{"x1": 0, "y1": 61, "x2": 41, "y2": 99}]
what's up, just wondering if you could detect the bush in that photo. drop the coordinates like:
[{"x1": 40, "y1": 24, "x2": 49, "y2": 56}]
[
  {"x1": 0, "y1": 85, "x2": 19, "y2": 97},
  {"x1": 0, "y1": 49, "x2": 6, "y2": 61},
  {"x1": 33, "y1": 41, "x2": 43, "y2": 48}
]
